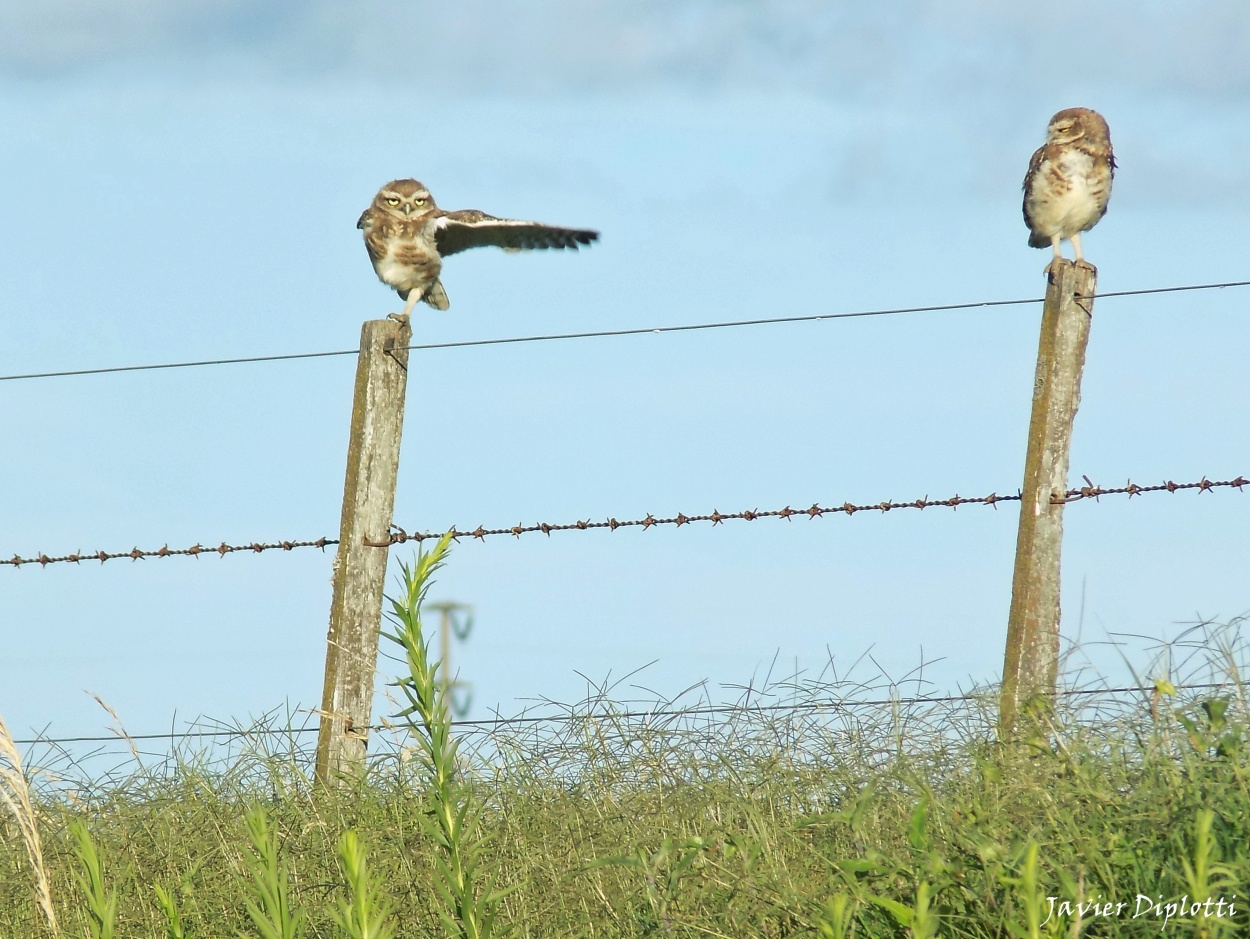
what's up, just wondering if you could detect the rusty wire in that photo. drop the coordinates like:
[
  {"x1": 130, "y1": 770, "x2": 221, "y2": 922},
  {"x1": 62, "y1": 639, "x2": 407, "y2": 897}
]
[
  {"x1": 2, "y1": 538, "x2": 338, "y2": 568},
  {"x1": 388, "y1": 475, "x2": 1248, "y2": 545},
  {"x1": 3, "y1": 474, "x2": 1244, "y2": 569}
]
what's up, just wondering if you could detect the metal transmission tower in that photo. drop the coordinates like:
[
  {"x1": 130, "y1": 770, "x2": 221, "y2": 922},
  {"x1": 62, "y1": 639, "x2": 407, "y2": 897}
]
[{"x1": 427, "y1": 601, "x2": 474, "y2": 718}]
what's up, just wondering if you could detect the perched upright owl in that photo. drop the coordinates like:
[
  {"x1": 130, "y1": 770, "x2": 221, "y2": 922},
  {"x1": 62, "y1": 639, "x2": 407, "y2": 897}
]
[
  {"x1": 1022, "y1": 108, "x2": 1115, "y2": 266},
  {"x1": 357, "y1": 179, "x2": 599, "y2": 319}
]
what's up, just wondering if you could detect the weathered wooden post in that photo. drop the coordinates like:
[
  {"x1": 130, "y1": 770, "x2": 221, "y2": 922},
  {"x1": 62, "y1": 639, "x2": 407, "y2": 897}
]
[
  {"x1": 1000, "y1": 260, "x2": 1096, "y2": 738},
  {"x1": 429, "y1": 601, "x2": 474, "y2": 716},
  {"x1": 315, "y1": 317, "x2": 411, "y2": 785}
]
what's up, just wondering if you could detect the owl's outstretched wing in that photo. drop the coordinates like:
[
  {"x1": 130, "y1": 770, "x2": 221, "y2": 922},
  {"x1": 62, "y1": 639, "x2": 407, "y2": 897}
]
[{"x1": 434, "y1": 210, "x2": 598, "y2": 257}]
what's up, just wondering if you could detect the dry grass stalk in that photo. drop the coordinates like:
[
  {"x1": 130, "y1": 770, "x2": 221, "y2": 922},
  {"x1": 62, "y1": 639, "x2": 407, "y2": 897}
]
[
  {"x1": 88, "y1": 693, "x2": 143, "y2": 765},
  {"x1": 0, "y1": 715, "x2": 59, "y2": 936}
]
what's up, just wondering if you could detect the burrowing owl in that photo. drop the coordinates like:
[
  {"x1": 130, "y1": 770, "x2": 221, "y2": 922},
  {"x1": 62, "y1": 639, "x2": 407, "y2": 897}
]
[
  {"x1": 357, "y1": 179, "x2": 599, "y2": 319},
  {"x1": 1022, "y1": 108, "x2": 1115, "y2": 267}
]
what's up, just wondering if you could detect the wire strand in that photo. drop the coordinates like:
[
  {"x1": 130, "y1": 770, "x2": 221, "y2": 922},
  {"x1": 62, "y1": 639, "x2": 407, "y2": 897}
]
[
  {"x1": 0, "y1": 349, "x2": 359, "y2": 382},
  {"x1": 3, "y1": 278, "x2": 1247, "y2": 384},
  {"x1": 10, "y1": 682, "x2": 1221, "y2": 747},
  {"x1": 4, "y1": 474, "x2": 1243, "y2": 568}
]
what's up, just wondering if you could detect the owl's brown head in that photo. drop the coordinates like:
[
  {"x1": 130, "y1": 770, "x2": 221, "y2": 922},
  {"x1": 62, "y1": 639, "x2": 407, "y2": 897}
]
[
  {"x1": 373, "y1": 179, "x2": 438, "y2": 218},
  {"x1": 1045, "y1": 108, "x2": 1111, "y2": 149}
]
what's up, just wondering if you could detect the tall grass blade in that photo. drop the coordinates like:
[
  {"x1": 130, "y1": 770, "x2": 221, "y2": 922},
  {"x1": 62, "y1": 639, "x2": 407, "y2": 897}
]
[
  {"x1": 0, "y1": 715, "x2": 59, "y2": 936},
  {"x1": 69, "y1": 820, "x2": 117, "y2": 939},
  {"x1": 386, "y1": 533, "x2": 510, "y2": 939},
  {"x1": 241, "y1": 806, "x2": 304, "y2": 939},
  {"x1": 332, "y1": 830, "x2": 396, "y2": 939}
]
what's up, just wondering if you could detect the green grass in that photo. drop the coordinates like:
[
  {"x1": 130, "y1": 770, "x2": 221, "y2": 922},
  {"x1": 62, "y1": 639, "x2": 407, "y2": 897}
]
[{"x1": 3, "y1": 606, "x2": 1249, "y2": 937}]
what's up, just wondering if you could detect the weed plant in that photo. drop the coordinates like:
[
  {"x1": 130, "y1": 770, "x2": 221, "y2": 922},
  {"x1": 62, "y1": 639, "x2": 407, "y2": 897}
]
[{"x1": 1, "y1": 617, "x2": 1248, "y2": 937}]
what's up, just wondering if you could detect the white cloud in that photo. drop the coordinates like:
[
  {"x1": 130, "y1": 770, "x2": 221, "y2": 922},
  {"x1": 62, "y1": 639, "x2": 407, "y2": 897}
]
[
  {"x1": 920, "y1": 2, "x2": 1250, "y2": 100},
  {"x1": 0, "y1": 1, "x2": 296, "y2": 71},
  {"x1": 3, "y1": 2, "x2": 1246, "y2": 207},
  {"x1": 3, "y1": 1, "x2": 1247, "y2": 101}
]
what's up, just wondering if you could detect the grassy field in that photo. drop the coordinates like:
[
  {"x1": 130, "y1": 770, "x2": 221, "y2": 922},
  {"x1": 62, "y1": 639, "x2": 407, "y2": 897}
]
[{"x1": 3, "y1": 548, "x2": 1247, "y2": 937}]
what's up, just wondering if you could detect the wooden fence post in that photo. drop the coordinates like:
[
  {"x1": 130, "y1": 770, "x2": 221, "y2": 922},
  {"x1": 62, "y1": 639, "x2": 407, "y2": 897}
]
[
  {"x1": 315, "y1": 317, "x2": 412, "y2": 785},
  {"x1": 1000, "y1": 260, "x2": 1096, "y2": 738}
]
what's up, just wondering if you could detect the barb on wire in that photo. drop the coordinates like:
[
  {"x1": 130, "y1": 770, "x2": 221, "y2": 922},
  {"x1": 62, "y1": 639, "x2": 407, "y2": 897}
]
[
  {"x1": 2, "y1": 538, "x2": 338, "y2": 569},
  {"x1": 2, "y1": 277, "x2": 1248, "y2": 383},
  {"x1": 10, "y1": 682, "x2": 1229, "y2": 747},
  {"x1": 384, "y1": 474, "x2": 1246, "y2": 544},
  {"x1": 2, "y1": 474, "x2": 1244, "y2": 570}
]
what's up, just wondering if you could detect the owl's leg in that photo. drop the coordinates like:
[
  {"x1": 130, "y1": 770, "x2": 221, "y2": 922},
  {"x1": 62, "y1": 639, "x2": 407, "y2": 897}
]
[
  {"x1": 1071, "y1": 233, "x2": 1098, "y2": 273},
  {"x1": 1071, "y1": 232, "x2": 1084, "y2": 263},
  {"x1": 1044, "y1": 235, "x2": 1065, "y2": 275},
  {"x1": 389, "y1": 288, "x2": 423, "y2": 325}
]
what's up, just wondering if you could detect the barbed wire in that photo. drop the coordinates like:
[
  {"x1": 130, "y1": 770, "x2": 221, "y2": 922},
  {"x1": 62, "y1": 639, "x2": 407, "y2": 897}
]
[
  {"x1": 388, "y1": 475, "x2": 1247, "y2": 545},
  {"x1": 1, "y1": 537, "x2": 339, "y2": 568},
  {"x1": 9, "y1": 682, "x2": 1229, "y2": 747},
  {"x1": 3, "y1": 474, "x2": 1244, "y2": 569},
  {"x1": 3, "y1": 277, "x2": 1248, "y2": 384}
]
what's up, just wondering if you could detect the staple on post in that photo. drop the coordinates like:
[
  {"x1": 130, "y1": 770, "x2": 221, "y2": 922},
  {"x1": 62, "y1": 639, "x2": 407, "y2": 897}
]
[
  {"x1": 1000, "y1": 260, "x2": 1097, "y2": 739},
  {"x1": 315, "y1": 317, "x2": 412, "y2": 786}
]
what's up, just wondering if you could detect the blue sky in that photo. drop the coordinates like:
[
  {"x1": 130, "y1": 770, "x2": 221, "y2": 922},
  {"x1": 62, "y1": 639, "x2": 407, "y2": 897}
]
[{"x1": 2, "y1": 3, "x2": 1248, "y2": 754}]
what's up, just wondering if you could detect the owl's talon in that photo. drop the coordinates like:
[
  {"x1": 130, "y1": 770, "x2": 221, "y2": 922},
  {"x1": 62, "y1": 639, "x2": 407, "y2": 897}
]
[{"x1": 387, "y1": 312, "x2": 410, "y2": 325}]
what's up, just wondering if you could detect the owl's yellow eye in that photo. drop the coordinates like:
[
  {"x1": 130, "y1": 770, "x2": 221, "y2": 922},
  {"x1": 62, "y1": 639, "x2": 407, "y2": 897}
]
[
  {"x1": 415, "y1": 198, "x2": 426, "y2": 206},
  {"x1": 386, "y1": 197, "x2": 400, "y2": 206}
]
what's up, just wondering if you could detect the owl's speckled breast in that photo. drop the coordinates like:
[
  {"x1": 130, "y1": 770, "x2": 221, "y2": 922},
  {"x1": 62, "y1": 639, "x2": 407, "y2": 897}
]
[
  {"x1": 367, "y1": 219, "x2": 442, "y2": 294},
  {"x1": 1026, "y1": 147, "x2": 1110, "y2": 240}
]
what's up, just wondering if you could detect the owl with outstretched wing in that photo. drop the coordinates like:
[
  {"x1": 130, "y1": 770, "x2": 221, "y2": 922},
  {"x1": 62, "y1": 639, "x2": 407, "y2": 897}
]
[{"x1": 358, "y1": 179, "x2": 599, "y2": 320}]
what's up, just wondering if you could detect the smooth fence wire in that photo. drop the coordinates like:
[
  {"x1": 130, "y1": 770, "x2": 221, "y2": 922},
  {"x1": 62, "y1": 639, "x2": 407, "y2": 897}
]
[
  {"x1": 8, "y1": 682, "x2": 1229, "y2": 748},
  {"x1": 3, "y1": 277, "x2": 1248, "y2": 383},
  {"x1": 4, "y1": 473, "x2": 1245, "y2": 568}
]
